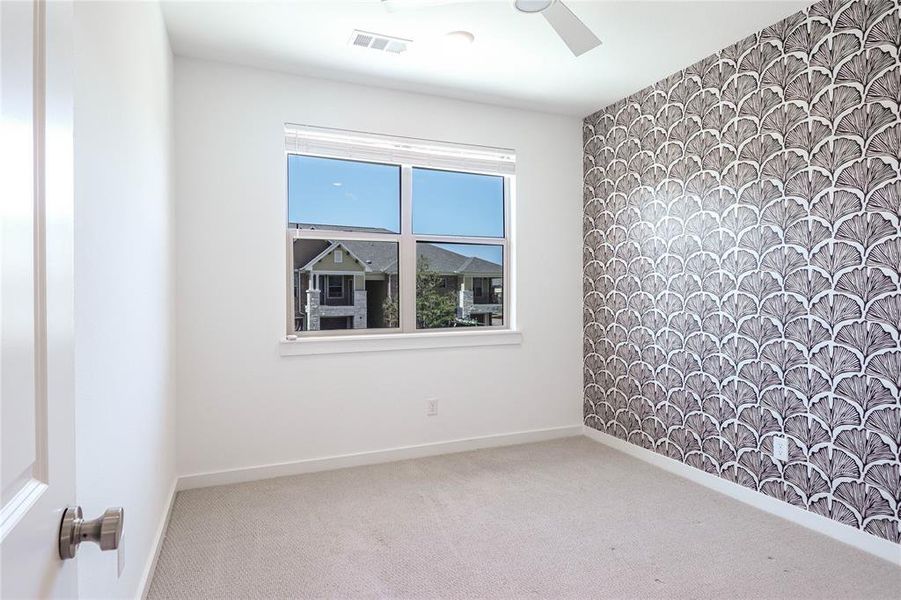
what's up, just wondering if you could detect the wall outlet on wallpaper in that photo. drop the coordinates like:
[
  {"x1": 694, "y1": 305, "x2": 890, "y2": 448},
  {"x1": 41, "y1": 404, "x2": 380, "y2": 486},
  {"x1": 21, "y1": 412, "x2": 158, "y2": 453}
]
[
  {"x1": 772, "y1": 436, "x2": 788, "y2": 462},
  {"x1": 426, "y1": 398, "x2": 438, "y2": 417}
]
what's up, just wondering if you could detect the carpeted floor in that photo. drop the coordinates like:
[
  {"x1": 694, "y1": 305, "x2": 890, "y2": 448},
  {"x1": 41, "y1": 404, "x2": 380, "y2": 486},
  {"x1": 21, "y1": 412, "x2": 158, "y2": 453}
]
[{"x1": 147, "y1": 437, "x2": 900, "y2": 599}]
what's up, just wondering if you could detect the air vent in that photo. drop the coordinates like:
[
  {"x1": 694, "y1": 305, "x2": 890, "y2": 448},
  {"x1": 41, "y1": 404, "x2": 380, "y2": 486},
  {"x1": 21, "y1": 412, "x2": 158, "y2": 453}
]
[{"x1": 349, "y1": 30, "x2": 409, "y2": 54}]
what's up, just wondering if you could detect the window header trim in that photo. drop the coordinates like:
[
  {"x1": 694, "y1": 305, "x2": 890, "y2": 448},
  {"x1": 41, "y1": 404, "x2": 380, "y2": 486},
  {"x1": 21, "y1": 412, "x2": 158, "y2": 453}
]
[{"x1": 285, "y1": 123, "x2": 516, "y2": 175}]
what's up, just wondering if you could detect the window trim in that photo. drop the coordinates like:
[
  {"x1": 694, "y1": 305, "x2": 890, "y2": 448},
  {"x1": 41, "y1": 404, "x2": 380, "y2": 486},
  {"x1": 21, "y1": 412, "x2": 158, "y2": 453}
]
[
  {"x1": 285, "y1": 123, "x2": 515, "y2": 176},
  {"x1": 280, "y1": 329, "x2": 523, "y2": 356},
  {"x1": 285, "y1": 127, "x2": 515, "y2": 343}
]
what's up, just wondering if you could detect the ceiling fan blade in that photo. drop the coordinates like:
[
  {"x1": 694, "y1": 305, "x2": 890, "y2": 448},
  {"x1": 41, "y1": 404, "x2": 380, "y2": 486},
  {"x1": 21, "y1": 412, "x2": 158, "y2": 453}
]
[{"x1": 541, "y1": 1, "x2": 601, "y2": 56}]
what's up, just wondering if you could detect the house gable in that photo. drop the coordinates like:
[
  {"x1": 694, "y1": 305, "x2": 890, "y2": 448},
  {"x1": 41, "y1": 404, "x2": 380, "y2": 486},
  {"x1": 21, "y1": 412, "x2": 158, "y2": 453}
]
[{"x1": 300, "y1": 242, "x2": 369, "y2": 273}]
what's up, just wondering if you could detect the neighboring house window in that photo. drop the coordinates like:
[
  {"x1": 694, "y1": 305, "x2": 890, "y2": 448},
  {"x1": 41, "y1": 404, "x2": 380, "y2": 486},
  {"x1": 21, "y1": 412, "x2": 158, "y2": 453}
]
[
  {"x1": 327, "y1": 275, "x2": 344, "y2": 299},
  {"x1": 473, "y1": 278, "x2": 484, "y2": 299},
  {"x1": 285, "y1": 124, "x2": 514, "y2": 336}
]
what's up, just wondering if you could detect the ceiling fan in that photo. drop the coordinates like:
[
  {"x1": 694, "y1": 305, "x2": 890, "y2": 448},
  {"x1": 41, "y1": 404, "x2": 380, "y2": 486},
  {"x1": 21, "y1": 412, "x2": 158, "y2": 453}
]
[{"x1": 380, "y1": 0, "x2": 602, "y2": 57}]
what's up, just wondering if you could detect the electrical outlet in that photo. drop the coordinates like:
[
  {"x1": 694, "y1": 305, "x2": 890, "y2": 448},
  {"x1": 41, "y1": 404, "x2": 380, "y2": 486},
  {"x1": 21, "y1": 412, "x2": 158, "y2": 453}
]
[
  {"x1": 426, "y1": 398, "x2": 438, "y2": 417},
  {"x1": 772, "y1": 436, "x2": 788, "y2": 462}
]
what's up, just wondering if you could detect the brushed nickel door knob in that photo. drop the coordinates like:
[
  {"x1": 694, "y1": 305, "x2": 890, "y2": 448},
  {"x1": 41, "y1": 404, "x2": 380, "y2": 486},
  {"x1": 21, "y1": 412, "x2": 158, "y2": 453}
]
[{"x1": 59, "y1": 506, "x2": 124, "y2": 559}]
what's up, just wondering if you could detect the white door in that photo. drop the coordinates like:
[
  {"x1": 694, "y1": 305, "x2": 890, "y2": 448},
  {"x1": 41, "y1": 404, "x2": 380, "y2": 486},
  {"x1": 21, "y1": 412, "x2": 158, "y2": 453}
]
[{"x1": 1, "y1": 0, "x2": 77, "y2": 597}]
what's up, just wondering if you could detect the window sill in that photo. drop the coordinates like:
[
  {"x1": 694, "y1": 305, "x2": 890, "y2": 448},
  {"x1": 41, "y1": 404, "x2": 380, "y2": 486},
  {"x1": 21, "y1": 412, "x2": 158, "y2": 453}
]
[{"x1": 279, "y1": 329, "x2": 522, "y2": 356}]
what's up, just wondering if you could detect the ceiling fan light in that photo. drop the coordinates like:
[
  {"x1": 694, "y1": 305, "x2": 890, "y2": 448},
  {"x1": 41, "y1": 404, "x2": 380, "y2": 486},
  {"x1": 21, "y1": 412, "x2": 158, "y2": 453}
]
[{"x1": 514, "y1": 0, "x2": 555, "y2": 14}]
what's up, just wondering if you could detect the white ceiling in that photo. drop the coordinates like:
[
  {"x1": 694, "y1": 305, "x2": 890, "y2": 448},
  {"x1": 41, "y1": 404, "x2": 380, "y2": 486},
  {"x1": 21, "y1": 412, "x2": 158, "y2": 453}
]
[{"x1": 161, "y1": 0, "x2": 812, "y2": 117}]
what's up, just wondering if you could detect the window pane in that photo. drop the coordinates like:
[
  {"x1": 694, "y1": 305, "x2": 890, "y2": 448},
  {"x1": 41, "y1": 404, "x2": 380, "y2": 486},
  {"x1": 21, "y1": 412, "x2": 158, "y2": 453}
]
[
  {"x1": 415, "y1": 242, "x2": 503, "y2": 329},
  {"x1": 288, "y1": 155, "x2": 400, "y2": 233},
  {"x1": 412, "y1": 168, "x2": 504, "y2": 237},
  {"x1": 327, "y1": 276, "x2": 345, "y2": 298},
  {"x1": 293, "y1": 239, "x2": 399, "y2": 331}
]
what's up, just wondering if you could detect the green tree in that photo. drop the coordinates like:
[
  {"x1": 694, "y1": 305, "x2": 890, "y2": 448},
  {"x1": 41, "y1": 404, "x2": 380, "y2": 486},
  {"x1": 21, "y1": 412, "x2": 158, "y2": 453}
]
[
  {"x1": 383, "y1": 288, "x2": 399, "y2": 328},
  {"x1": 416, "y1": 259, "x2": 457, "y2": 328},
  {"x1": 382, "y1": 258, "x2": 458, "y2": 329}
]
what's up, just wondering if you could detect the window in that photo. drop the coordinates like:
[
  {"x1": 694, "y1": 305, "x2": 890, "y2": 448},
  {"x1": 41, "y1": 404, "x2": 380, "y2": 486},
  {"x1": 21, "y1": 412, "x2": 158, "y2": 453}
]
[
  {"x1": 285, "y1": 124, "x2": 513, "y2": 338},
  {"x1": 412, "y1": 168, "x2": 504, "y2": 237},
  {"x1": 416, "y1": 243, "x2": 504, "y2": 329},
  {"x1": 327, "y1": 276, "x2": 345, "y2": 299},
  {"x1": 291, "y1": 239, "x2": 398, "y2": 331},
  {"x1": 288, "y1": 155, "x2": 400, "y2": 233}
]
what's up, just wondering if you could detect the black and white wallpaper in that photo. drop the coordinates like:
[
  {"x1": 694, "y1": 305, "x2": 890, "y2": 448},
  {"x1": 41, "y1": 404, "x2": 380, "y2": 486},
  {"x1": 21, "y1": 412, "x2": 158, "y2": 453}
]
[{"x1": 583, "y1": 0, "x2": 901, "y2": 544}]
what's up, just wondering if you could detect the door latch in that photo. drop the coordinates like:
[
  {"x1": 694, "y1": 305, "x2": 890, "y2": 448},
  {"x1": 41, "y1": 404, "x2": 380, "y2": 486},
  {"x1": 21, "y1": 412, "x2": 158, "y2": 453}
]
[{"x1": 59, "y1": 506, "x2": 124, "y2": 560}]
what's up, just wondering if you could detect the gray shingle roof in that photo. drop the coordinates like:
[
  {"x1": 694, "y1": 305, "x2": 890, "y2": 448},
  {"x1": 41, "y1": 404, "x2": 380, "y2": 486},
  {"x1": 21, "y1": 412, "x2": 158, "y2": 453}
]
[
  {"x1": 293, "y1": 239, "x2": 331, "y2": 270},
  {"x1": 415, "y1": 244, "x2": 502, "y2": 275},
  {"x1": 341, "y1": 241, "x2": 398, "y2": 273},
  {"x1": 294, "y1": 237, "x2": 501, "y2": 276}
]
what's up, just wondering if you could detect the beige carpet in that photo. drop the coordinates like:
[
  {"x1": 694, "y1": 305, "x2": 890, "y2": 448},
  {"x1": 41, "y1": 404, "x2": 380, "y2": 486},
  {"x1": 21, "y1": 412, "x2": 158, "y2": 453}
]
[{"x1": 148, "y1": 437, "x2": 900, "y2": 599}]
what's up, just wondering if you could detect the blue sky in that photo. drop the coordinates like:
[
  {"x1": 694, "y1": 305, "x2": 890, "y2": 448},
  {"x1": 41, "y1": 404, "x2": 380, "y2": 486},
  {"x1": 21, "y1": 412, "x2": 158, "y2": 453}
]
[
  {"x1": 288, "y1": 156, "x2": 504, "y2": 240},
  {"x1": 288, "y1": 155, "x2": 400, "y2": 231},
  {"x1": 412, "y1": 168, "x2": 504, "y2": 237}
]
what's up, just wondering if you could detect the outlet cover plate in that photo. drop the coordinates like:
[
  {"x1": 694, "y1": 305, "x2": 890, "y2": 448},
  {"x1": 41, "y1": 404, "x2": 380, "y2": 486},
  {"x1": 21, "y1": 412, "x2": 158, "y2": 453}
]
[{"x1": 773, "y1": 436, "x2": 788, "y2": 462}]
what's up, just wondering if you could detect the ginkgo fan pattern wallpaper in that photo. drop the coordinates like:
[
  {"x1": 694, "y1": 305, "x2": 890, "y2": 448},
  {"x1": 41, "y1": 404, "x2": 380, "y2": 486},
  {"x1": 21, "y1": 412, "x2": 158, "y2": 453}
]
[{"x1": 583, "y1": 0, "x2": 901, "y2": 543}]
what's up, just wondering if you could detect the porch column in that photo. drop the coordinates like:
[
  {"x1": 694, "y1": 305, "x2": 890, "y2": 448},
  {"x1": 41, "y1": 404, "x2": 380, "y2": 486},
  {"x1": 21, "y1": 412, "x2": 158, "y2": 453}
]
[{"x1": 306, "y1": 270, "x2": 320, "y2": 331}]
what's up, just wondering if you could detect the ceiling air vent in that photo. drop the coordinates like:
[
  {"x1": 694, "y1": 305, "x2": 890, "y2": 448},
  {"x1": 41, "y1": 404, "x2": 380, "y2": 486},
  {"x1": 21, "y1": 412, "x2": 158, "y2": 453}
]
[{"x1": 349, "y1": 30, "x2": 409, "y2": 54}]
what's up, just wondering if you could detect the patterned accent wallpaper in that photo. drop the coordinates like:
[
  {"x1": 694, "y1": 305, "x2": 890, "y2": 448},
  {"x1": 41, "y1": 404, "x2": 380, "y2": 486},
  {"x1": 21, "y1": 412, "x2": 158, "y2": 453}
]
[{"x1": 582, "y1": 0, "x2": 901, "y2": 544}]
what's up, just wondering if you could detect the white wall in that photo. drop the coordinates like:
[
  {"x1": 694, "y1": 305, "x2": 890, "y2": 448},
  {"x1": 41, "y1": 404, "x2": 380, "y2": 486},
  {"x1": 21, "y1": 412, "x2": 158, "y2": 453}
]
[
  {"x1": 73, "y1": 2, "x2": 175, "y2": 598},
  {"x1": 174, "y1": 58, "x2": 583, "y2": 478}
]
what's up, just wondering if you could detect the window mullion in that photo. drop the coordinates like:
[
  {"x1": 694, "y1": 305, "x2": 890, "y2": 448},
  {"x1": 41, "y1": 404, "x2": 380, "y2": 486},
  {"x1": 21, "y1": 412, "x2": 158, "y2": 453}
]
[{"x1": 399, "y1": 165, "x2": 416, "y2": 333}]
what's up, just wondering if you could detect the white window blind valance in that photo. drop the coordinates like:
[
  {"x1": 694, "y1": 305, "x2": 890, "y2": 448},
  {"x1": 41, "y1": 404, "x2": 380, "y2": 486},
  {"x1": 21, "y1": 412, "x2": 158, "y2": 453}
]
[{"x1": 284, "y1": 124, "x2": 516, "y2": 175}]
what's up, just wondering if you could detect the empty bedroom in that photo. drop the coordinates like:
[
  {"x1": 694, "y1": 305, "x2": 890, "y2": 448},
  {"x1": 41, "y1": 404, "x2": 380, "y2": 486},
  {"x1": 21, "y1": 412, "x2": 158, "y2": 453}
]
[{"x1": 1, "y1": 0, "x2": 899, "y2": 598}]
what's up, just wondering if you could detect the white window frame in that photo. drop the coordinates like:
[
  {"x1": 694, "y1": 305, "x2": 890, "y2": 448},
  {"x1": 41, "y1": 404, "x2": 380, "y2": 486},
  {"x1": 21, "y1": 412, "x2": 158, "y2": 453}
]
[{"x1": 283, "y1": 124, "x2": 518, "y2": 352}]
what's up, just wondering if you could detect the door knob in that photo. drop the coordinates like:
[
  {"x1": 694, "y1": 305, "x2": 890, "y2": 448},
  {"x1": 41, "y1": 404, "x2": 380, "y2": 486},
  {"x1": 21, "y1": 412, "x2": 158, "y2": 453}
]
[{"x1": 59, "y1": 506, "x2": 124, "y2": 559}]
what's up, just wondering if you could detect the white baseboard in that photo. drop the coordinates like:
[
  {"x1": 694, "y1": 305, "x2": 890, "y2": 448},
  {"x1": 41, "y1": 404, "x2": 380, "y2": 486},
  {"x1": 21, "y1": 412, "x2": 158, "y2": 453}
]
[
  {"x1": 583, "y1": 426, "x2": 901, "y2": 567},
  {"x1": 138, "y1": 477, "x2": 178, "y2": 599},
  {"x1": 177, "y1": 425, "x2": 583, "y2": 491}
]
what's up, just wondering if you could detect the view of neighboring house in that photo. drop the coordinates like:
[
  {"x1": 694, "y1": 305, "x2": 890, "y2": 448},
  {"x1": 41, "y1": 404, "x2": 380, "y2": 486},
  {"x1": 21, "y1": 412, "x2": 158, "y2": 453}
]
[{"x1": 292, "y1": 232, "x2": 503, "y2": 331}]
